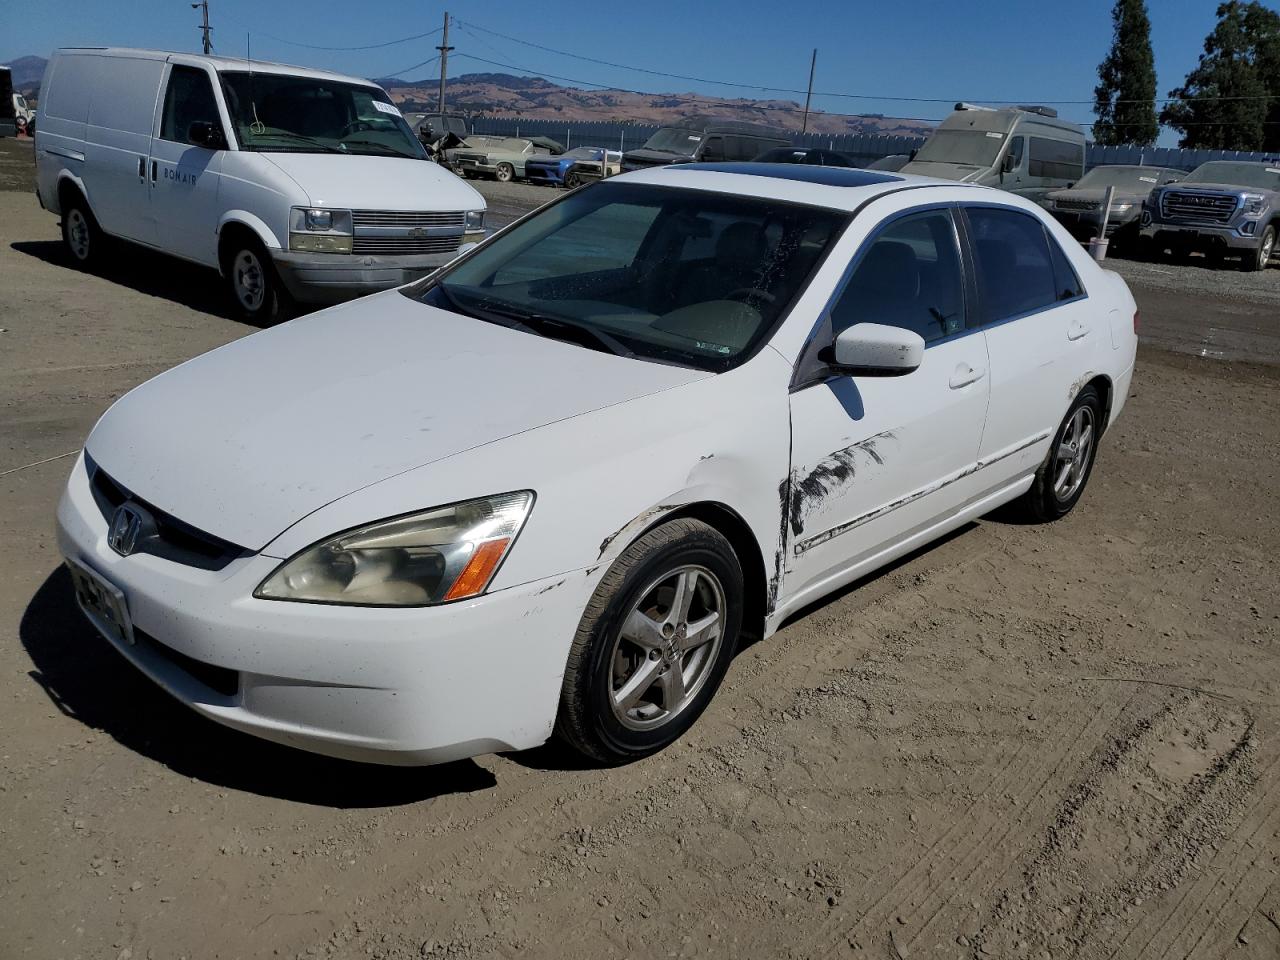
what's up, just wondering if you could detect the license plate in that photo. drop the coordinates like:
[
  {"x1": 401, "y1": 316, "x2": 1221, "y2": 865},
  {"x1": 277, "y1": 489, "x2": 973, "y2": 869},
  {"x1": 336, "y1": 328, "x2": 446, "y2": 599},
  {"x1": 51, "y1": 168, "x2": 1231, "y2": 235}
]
[{"x1": 67, "y1": 559, "x2": 134, "y2": 646}]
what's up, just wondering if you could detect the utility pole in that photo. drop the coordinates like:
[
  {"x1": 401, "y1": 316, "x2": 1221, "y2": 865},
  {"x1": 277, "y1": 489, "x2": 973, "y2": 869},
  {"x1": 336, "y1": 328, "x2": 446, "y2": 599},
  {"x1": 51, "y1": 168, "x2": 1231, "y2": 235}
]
[
  {"x1": 437, "y1": 12, "x2": 453, "y2": 113},
  {"x1": 801, "y1": 48, "x2": 817, "y2": 134},
  {"x1": 192, "y1": 2, "x2": 212, "y2": 55}
]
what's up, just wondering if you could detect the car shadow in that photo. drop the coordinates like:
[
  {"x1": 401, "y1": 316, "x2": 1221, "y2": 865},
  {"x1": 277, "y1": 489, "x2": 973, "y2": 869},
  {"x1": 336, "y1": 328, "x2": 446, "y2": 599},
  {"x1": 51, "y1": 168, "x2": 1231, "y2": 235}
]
[
  {"x1": 10, "y1": 239, "x2": 254, "y2": 325},
  {"x1": 20, "y1": 566, "x2": 497, "y2": 807}
]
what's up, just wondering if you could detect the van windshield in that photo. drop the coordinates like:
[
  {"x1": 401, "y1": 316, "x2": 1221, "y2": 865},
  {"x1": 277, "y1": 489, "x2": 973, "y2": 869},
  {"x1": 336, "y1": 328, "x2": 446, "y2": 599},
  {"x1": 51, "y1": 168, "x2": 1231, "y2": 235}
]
[
  {"x1": 641, "y1": 127, "x2": 706, "y2": 156},
  {"x1": 219, "y1": 72, "x2": 426, "y2": 159},
  {"x1": 914, "y1": 129, "x2": 1006, "y2": 168},
  {"x1": 1184, "y1": 162, "x2": 1280, "y2": 191}
]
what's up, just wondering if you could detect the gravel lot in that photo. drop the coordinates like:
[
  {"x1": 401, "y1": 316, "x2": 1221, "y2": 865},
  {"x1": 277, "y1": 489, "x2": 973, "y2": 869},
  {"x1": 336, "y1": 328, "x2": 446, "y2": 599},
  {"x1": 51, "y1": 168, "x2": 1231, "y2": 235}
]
[{"x1": 2, "y1": 137, "x2": 1279, "y2": 959}]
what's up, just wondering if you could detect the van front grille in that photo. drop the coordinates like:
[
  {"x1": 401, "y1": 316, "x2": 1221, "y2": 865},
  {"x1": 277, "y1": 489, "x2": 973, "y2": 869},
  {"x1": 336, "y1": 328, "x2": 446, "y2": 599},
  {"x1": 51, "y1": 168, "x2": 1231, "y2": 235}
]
[
  {"x1": 350, "y1": 235, "x2": 463, "y2": 256},
  {"x1": 351, "y1": 210, "x2": 466, "y2": 229},
  {"x1": 1159, "y1": 191, "x2": 1238, "y2": 224}
]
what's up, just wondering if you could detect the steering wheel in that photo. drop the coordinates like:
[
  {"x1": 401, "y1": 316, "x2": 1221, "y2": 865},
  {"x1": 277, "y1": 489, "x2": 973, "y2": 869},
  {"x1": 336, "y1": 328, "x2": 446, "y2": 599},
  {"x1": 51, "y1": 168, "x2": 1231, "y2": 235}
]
[
  {"x1": 724, "y1": 287, "x2": 778, "y2": 305},
  {"x1": 339, "y1": 119, "x2": 374, "y2": 137}
]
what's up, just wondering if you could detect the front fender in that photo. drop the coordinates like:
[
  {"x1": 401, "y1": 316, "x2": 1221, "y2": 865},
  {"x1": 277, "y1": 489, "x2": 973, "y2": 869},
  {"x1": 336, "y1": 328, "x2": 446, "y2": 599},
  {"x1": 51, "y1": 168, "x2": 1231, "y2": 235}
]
[{"x1": 218, "y1": 211, "x2": 284, "y2": 254}]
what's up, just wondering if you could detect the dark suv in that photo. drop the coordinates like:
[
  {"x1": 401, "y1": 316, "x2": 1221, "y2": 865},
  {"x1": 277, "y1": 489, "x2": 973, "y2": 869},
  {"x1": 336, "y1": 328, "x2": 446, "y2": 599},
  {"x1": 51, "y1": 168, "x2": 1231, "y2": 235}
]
[{"x1": 621, "y1": 118, "x2": 790, "y2": 172}]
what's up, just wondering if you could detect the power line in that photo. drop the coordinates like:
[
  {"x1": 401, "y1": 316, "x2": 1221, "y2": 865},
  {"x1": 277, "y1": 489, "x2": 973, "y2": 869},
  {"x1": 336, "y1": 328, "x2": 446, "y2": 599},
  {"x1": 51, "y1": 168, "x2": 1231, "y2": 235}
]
[
  {"x1": 380, "y1": 54, "x2": 440, "y2": 79},
  {"x1": 260, "y1": 26, "x2": 441, "y2": 52}
]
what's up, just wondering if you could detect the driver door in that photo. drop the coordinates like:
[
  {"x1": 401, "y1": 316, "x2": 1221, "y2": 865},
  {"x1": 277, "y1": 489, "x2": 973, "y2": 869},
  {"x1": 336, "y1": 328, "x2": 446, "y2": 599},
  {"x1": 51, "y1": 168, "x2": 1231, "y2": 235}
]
[
  {"x1": 150, "y1": 63, "x2": 226, "y2": 266},
  {"x1": 782, "y1": 207, "x2": 991, "y2": 608}
]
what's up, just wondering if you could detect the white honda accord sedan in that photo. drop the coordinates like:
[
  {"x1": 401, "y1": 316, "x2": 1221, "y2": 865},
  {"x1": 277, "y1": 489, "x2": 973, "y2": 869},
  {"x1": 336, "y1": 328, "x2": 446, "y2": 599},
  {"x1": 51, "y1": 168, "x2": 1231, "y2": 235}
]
[{"x1": 57, "y1": 163, "x2": 1137, "y2": 766}]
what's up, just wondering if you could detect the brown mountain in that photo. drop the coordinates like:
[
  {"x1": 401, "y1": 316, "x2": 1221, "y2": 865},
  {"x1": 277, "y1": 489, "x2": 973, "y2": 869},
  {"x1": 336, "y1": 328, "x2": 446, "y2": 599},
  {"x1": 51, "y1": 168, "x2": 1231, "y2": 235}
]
[{"x1": 381, "y1": 72, "x2": 933, "y2": 137}]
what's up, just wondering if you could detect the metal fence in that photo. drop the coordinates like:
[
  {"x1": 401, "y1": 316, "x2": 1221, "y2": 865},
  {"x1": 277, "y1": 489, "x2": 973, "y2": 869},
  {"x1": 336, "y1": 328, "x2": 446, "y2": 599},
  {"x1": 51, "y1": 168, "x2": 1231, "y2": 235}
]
[{"x1": 465, "y1": 115, "x2": 1280, "y2": 171}]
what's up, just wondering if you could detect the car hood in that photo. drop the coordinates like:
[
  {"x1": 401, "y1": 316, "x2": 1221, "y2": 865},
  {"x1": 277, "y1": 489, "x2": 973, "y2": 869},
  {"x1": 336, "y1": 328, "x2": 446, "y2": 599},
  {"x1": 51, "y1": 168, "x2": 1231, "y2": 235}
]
[
  {"x1": 623, "y1": 149, "x2": 693, "y2": 166},
  {"x1": 1047, "y1": 187, "x2": 1147, "y2": 204},
  {"x1": 86, "y1": 292, "x2": 707, "y2": 551},
  {"x1": 1165, "y1": 182, "x2": 1260, "y2": 195},
  {"x1": 898, "y1": 160, "x2": 986, "y2": 182},
  {"x1": 262, "y1": 152, "x2": 484, "y2": 212}
]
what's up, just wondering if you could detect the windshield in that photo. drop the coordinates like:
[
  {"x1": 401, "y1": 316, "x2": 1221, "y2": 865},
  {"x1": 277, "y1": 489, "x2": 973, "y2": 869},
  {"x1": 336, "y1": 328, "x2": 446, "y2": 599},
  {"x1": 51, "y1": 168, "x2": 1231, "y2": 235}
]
[
  {"x1": 913, "y1": 129, "x2": 1006, "y2": 167},
  {"x1": 1184, "y1": 162, "x2": 1280, "y2": 190},
  {"x1": 641, "y1": 127, "x2": 706, "y2": 156},
  {"x1": 219, "y1": 72, "x2": 426, "y2": 159},
  {"x1": 414, "y1": 183, "x2": 847, "y2": 371},
  {"x1": 1075, "y1": 167, "x2": 1174, "y2": 190}
]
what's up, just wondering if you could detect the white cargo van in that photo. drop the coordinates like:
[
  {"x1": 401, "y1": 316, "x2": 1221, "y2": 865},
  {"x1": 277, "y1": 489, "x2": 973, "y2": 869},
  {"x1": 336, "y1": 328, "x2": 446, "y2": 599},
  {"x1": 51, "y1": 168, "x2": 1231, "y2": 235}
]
[{"x1": 34, "y1": 48, "x2": 487, "y2": 321}]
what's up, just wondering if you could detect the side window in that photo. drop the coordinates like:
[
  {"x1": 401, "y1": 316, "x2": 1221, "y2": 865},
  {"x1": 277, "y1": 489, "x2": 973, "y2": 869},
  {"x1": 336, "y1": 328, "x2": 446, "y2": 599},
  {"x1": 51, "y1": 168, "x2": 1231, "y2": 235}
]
[
  {"x1": 966, "y1": 208, "x2": 1059, "y2": 323},
  {"x1": 700, "y1": 137, "x2": 725, "y2": 162},
  {"x1": 1046, "y1": 229, "x2": 1085, "y2": 301},
  {"x1": 830, "y1": 209, "x2": 966, "y2": 344},
  {"x1": 1005, "y1": 136, "x2": 1025, "y2": 171},
  {"x1": 1028, "y1": 137, "x2": 1084, "y2": 180},
  {"x1": 160, "y1": 66, "x2": 221, "y2": 144}
]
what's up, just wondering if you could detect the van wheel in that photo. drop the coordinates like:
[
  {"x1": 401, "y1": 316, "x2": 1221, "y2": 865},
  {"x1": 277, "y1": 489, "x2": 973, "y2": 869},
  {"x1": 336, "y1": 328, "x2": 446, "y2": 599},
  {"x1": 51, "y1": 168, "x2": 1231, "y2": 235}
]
[
  {"x1": 224, "y1": 241, "x2": 287, "y2": 324},
  {"x1": 1017, "y1": 385, "x2": 1103, "y2": 522},
  {"x1": 61, "y1": 197, "x2": 104, "y2": 269},
  {"x1": 556, "y1": 519, "x2": 743, "y2": 765},
  {"x1": 1241, "y1": 226, "x2": 1275, "y2": 272},
  {"x1": 495, "y1": 162, "x2": 515, "y2": 183}
]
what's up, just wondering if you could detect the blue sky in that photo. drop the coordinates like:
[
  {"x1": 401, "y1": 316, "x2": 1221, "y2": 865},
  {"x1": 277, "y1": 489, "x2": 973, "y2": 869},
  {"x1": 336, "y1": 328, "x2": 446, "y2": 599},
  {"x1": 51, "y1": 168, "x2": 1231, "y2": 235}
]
[{"x1": 4, "y1": 0, "x2": 1278, "y2": 145}]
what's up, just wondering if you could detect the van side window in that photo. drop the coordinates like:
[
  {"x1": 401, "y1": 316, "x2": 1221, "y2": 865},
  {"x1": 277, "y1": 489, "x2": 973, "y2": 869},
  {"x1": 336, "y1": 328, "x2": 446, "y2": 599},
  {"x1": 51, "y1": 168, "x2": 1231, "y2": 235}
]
[
  {"x1": 1028, "y1": 137, "x2": 1083, "y2": 180},
  {"x1": 966, "y1": 208, "x2": 1058, "y2": 323},
  {"x1": 830, "y1": 210, "x2": 966, "y2": 344},
  {"x1": 700, "y1": 137, "x2": 726, "y2": 162},
  {"x1": 160, "y1": 66, "x2": 222, "y2": 144},
  {"x1": 1046, "y1": 229, "x2": 1085, "y2": 301}
]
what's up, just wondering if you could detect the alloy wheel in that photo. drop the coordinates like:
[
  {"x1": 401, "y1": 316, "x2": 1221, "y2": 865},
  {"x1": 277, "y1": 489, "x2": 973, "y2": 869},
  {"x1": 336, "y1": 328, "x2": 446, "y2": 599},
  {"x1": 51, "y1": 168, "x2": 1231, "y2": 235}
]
[
  {"x1": 1053, "y1": 405, "x2": 1095, "y2": 502},
  {"x1": 608, "y1": 565, "x2": 726, "y2": 731}
]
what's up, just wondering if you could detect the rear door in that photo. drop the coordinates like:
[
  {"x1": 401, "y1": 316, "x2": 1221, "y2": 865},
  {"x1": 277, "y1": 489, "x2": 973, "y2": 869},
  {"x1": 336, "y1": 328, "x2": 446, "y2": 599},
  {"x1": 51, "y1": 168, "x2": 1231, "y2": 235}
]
[
  {"x1": 82, "y1": 54, "x2": 166, "y2": 245},
  {"x1": 783, "y1": 206, "x2": 991, "y2": 607},
  {"x1": 149, "y1": 63, "x2": 227, "y2": 265}
]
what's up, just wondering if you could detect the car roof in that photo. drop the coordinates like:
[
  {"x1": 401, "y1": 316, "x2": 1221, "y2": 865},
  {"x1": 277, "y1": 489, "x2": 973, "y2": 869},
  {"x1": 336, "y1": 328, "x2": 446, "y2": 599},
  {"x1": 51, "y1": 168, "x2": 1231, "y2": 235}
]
[
  {"x1": 613, "y1": 162, "x2": 987, "y2": 211},
  {"x1": 54, "y1": 47, "x2": 379, "y2": 88}
]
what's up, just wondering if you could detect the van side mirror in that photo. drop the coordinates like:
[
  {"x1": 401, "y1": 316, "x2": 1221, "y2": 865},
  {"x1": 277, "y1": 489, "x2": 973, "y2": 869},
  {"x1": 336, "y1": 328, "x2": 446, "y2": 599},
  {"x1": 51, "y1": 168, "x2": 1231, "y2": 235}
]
[
  {"x1": 1001, "y1": 152, "x2": 1016, "y2": 175},
  {"x1": 187, "y1": 121, "x2": 226, "y2": 150},
  {"x1": 822, "y1": 323, "x2": 924, "y2": 377}
]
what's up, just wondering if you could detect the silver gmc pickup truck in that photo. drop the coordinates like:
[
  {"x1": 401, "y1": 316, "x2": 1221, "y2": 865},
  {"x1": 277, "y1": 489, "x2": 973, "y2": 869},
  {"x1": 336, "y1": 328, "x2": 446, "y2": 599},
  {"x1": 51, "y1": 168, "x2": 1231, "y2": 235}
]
[{"x1": 1140, "y1": 161, "x2": 1280, "y2": 271}]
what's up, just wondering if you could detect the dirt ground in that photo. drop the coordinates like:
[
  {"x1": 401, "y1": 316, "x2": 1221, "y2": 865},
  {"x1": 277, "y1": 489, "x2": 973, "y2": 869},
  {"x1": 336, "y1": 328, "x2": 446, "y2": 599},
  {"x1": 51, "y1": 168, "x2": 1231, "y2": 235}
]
[{"x1": 2, "y1": 139, "x2": 1279, "y2": 960}]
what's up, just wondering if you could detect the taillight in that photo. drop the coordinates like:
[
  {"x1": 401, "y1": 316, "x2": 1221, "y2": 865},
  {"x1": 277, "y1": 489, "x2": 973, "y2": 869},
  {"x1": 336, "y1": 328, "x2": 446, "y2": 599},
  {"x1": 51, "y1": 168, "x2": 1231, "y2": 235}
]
[{"x1": 1133, "y1": 311, "x2": 1140, "y2": 334}]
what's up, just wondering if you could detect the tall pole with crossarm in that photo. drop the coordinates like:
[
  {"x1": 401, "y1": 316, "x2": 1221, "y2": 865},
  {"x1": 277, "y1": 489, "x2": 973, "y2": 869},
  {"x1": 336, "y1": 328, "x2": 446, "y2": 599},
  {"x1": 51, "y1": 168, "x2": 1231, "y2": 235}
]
[
  {"x1": 437, "y1": 12, "x2": 453, "y2": 113},
  {"x1": 192, "y1": 2, "x2": 212, "y2": 55}
]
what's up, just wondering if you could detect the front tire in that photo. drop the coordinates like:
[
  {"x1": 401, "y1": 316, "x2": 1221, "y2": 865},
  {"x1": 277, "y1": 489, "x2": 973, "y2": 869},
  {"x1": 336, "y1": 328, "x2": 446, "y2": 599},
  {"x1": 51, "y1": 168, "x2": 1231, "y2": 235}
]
[
  {"x1": 223, "y1": 240, "x2": 287, "y2": 324},
  {"x1": 1017, "y1": 384, "x2": 1103, "y2": 522},
  {"x1": 495, "y1": 162, "x2": 515, "y2": 183},
  {"x1": 61, "y1": 195, "x2": 105, "y2": 270},
  {"x1": 1241, "y1": 225, "x2": 1275, "y2": 272},
  {"x1": 556, "y1": 519, "x2": 744, "y2": 764}
]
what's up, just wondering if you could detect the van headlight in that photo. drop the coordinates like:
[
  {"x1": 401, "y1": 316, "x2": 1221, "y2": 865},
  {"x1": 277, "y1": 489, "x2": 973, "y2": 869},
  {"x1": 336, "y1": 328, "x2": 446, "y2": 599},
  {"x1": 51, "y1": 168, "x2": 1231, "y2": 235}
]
[
  {"x1": 289, "y1": 207, "x2": 353, "y2": 254},
  {"x1": 464, "y1": 209, "x2": 485, "y2": 241},
  {"x1": 255, "y1": 492, "x2": 534, "y2": 606}
]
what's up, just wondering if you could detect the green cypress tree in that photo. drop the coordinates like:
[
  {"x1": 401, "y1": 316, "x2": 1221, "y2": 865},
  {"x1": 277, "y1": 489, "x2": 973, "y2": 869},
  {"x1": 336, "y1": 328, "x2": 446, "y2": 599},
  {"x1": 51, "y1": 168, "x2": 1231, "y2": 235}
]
[
  {"x1": 1093, "y1": 0, "x2": 1159, "y2": 145},
  {"x1": 1160, "y1": 1, "x2": 1280, "y2": 150}
]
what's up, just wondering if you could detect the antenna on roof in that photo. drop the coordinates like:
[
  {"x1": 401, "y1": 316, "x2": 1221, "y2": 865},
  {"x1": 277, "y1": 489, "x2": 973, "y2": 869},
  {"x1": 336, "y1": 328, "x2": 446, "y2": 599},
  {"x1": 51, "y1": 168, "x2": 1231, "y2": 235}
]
[{"x1": 246, "y1": 31, "x2": 264, "y2": 135}]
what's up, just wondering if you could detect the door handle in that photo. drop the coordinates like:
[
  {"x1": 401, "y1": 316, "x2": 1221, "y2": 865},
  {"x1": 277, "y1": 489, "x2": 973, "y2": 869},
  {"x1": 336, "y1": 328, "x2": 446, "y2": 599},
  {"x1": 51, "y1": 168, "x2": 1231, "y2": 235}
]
[
  {"x1": 1067, "y1": 319, "x2": 1090, "y2": 341},
  {"x1": 150, "y1": 160, "x2": 157, "y2": 183},
  {"x1": 949, "y1": 363, "x2": 985, "y2": 389},
  {"x1": 137, "y1": 156, "x2": 145, "y2": 178}
]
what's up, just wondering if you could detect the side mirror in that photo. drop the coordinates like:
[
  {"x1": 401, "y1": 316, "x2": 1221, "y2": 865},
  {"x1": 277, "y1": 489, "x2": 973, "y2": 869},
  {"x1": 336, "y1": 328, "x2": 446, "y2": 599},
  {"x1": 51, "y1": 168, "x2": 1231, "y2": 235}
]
[
  {"x1": 824, "y1": 323, "x2": 924, "y2": 377},
  {"x1": 187, "y1": 121, "x2": 226, "y2": 150},
  {"x1": 1001, "y1": 152, "x2": 1016, "y2": 175}
]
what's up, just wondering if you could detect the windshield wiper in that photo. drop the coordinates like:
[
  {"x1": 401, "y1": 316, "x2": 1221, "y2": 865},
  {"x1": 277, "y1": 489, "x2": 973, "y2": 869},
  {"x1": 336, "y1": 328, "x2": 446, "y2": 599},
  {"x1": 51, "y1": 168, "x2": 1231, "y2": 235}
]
[
  {"x1": 248, "y1": 132, "x2": 345, "y2": 154},
  {"x1": 480, "y1": 302, "x2": 636, "y2": 360},
  {"x1": 340, "y1": 138, "x2": 418, "y2": 159}
]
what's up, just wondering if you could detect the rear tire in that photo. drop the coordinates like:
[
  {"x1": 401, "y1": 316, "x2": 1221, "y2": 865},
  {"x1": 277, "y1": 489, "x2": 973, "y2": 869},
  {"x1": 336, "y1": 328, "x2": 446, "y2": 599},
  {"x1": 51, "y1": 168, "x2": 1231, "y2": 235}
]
[
  {"x1": 556, "y1": 519, "x2": 743, "y2": 765},
  {"x1": 223, "y1": 239, "x2": 288, "y2": 324},
  {"x1": 495, "y1": 162, "x2": 515, "y2": 183},
  {"x1": 61, "y1": 194, "x2": 105, "y2": 270},
  {"x1": 1016, "y1": 384, "x2": 1103, "y2": 522}
]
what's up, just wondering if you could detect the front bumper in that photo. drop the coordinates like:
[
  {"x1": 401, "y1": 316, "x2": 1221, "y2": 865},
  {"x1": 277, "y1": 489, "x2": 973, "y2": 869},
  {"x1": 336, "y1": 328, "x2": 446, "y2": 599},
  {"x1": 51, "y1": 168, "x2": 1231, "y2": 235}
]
[
  {"x1": 452, "y1": 157, "x2": 498, "y2": 177},
  {"x1": 271, "y1": 247, "x2": 476, "y2": 304},
  {"x1": 1050, "y1": 208, "x2": 1138, "y2": 239},
  {"x1": 1139, "y1": 221, "x2": 1262, "y2": 252},
  {"x1": 55, "y1": 454, "x2": 587, "y2": 765},
  {"x1": 524, "y1": 167, "x2": 564, "y2": 185}
]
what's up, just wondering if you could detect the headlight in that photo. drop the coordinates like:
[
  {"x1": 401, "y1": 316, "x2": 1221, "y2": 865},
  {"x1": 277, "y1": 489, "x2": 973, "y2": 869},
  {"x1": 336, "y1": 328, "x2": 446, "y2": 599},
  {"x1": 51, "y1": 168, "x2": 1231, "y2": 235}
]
[
  {"x1": 256, "y1": 491, "x2": 534, "y2": 606},
  {"x1": 1243, "y1": 194, "x2": 1265, "y2": 215},
  {"x1": 465, "y1": 209, "x2": 485, "y2": 231},
  {"x1": 1111, "y1": 202, "x2": 1134, "y2": 214},
  {"x1": 289, "y1": 206, "x2": 353, "y2": 254}
]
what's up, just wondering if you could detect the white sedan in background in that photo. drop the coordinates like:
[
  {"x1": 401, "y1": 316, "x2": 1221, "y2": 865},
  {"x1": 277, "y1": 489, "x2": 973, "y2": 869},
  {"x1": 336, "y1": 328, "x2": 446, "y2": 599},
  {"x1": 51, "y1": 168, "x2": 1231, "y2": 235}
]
[{"x1": 57, "y1": 163, "x2": 1137, "y2": 766}]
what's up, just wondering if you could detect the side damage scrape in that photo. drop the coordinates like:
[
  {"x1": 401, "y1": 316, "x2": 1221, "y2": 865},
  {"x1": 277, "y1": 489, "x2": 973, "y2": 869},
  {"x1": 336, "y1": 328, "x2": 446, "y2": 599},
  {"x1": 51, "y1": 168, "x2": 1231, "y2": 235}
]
[
  {"x1": 787, "y1": 431, "x2": 897, "y2": 537},
  {"x1": 767, "y1": 476, "x2": 789, "y2": 615},
  {"x1": 596, "y1": 503, "x2": 681, "y2": 560}
]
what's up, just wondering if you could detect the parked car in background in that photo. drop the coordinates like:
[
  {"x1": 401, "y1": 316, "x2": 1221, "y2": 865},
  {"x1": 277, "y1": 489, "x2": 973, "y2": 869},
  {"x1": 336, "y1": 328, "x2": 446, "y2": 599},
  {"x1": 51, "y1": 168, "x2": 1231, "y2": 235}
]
[
  {"x1": 448, "y1": 135, "x2": 563, "y2": 182},
  {"x1": 525, "y1": 146, "x2": 622, "y2": 187},
  {"x1": 13, "y1": 91, "x2": 35, "y2": 134},
  {"x1": 621, "y1": 117, "x2": 789, "y2": 172},
  {"x1": 902, "y1": 103, "x2": 1086, "y2": 202},
  {"x1": 752, "y1": 146, "x2": 855, "y2": 166},
  {"x1": 1043, "y1": 165, "x2": 1183, "y2": 244},
  {"x1": 0, "y1": 66, "x2": 16, "y2": 137},
  {"x1": 57, "y1": 163, "x2": 1136, "y2": 768},
  {"x1": 1140, "y1": 160, "x2": 1280, "y2": 271},
  {"x1": 35, "y1": 48, "x2": 486, "y2": 321},
  {"x1": 410, "y1": 111, "x2": 468, "y2": 148},
  {"x1": 865, "y1": 153, "x2": 912, "y2": 172}
]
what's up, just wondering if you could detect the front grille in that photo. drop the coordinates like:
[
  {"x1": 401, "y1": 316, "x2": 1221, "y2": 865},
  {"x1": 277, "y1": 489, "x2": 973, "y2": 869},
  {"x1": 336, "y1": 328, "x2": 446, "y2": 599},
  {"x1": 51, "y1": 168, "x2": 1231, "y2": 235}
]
[
  {"x1": 351, "y1": 235, "x2": 463, "y2": 256},
  {"x1": 86, "y1": 456, "x2": 246, "y2": 571},
  {"x1": 1160, "y1": 191, "x2": 1238, "y2": 225},
  {"x1": 351, "y1": 210, "x2": 465, "y2": 229},
  {"x1": 134, "y1": 627, "x2": 240, "y2": 697},
  {"x1": 1056, "y1": 198, "x2": 1099, "y2": 211}
]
